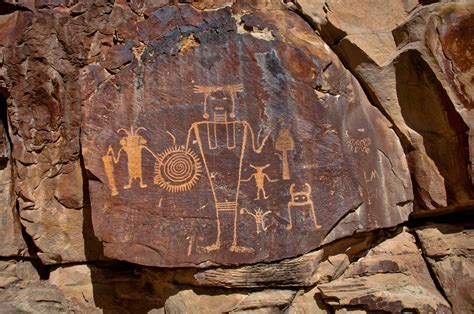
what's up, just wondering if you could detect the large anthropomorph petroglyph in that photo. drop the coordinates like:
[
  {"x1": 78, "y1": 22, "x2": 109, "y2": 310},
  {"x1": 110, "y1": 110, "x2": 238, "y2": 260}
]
[
  {"x1": 81, "y1": 4, "x2": 412, "y2": 267},
  {"x1": 184, "y1": 84, "x2": 273, "y2": 253}
]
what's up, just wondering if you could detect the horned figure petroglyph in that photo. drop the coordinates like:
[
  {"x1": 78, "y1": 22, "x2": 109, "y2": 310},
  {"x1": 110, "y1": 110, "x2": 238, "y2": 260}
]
[
  {"x1": 102, "y1": 126, "x2": 157, "y2": 196},
  {"x1": 241, "y1": 164, "x2": 278, "y2": 200},
  {"x1": 286, "y1": 183, "x2": 321, "y2": 231}
]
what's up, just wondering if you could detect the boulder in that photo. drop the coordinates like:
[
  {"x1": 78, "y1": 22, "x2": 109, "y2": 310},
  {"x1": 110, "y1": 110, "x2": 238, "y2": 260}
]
[
  {"x1": 80, "y1": 0, "x2": 412, "y2": 267},
  {"x1": 49, "y1": 263, "x2": 180, "y2": 312},
  {"x1": 416, "y1": 224, "x2": 474, "y2": 313},
  {"x1": 297, "y1": 1, "x2": 473, "y2": 211},
  {"x1": 0, "y1": 281, "x2": 89, "y2": 313},
  {"x1": 165, "y1": 289, "x2": 295, "y2": 314},
  {"x1": 318, "y1": 231, "x2": 452, "y2": 313},
  {"x1": 0, "y1": 259, "x2": 39, "y2": 288},
  {"x1": 193, "y1": 230, "x2": 378, "y2": 287}
]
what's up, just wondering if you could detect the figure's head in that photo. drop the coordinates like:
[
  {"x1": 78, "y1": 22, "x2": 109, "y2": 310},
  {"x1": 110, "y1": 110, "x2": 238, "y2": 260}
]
[
  {"x1": 250, "y1": 164, "x2": 270, "y2": 172},
  {"x1": 117, "y1": 127, "x2": 147, "y2": 147},
  {"x1": 194, "y1": 84, "x2": 243, "y2": 119},
  {"x1": 208, "y1": 90, "x2": 230, "y2": 117},
  {"x1": 289, "y1": 183, "x2": 312, "y2": 203}
]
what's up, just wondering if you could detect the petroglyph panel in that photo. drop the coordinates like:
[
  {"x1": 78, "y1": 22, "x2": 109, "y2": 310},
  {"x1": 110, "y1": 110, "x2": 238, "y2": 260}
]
[{"x1": 81, "y1": 5, "x2": 412, "y2": 266}]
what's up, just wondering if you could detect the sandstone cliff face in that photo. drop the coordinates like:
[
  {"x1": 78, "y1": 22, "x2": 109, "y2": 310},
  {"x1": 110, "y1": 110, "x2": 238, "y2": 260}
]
[{"x1": 0, "y1": 0, "x2": 472, "y2": 313}]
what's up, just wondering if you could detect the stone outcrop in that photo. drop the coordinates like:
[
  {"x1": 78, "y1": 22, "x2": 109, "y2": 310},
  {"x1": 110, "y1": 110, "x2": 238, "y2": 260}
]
[
  {"x1": 318, "y1": 231, "x2": 452, "y2": 313},
  {"x1": 295, "y1": 0, "x2": 473, "y2": 211},
  {"x1": 416, "y1": 224, "x2": 474, "y2": 313},
  {"x1": 77, "y1": 0, "x2": 413, "y2": 267},
  {"x1": 0, "y1": 0, "x2": 471, "y2": 312}
]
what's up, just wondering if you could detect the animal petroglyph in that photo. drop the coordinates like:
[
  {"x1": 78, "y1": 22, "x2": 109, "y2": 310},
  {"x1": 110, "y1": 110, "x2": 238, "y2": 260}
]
[
  {"x1": 242, "y1": 164, "x2": 278, "y2": 200},
  {"x1": 286, "y1": 183, "x2": 321, "y2": 231}
]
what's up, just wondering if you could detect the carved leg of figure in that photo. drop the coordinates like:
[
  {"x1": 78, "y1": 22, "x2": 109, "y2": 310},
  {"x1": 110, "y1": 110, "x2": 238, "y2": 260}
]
[
  {"x1": 123, "y1": 177, "x2": 133, "y2": 189},
  {"x1": 254, "y1": 188, "x2": 261, "y2": 201},
  {"x1": 230, "y1": 209, "x2": 254, "y2": 253},
  {"x1": 263, "y1": 188, "x2": 269, "y2": 200},
  {"x1": 139, "y1": 176, "x2": 148, "y2": 188},
  {"x1": 309, "y1": 203, "x2": 321, "y2": 229},
  {"x1": 202, "y1": 213, "x2": 221, "y2": 252},
  {"x1": 286, "y1": 204, "x2": 293, "y2": 230}
]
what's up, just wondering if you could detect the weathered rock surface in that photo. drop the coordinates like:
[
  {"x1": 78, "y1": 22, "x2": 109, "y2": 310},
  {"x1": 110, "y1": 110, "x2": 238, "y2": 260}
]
[
  {"x1": 0, "y1": 259, "x2": 39, "y2": 288},
  {"x1": 81, "y1": 0, "x2": 411, "y2": 267},
  {"x1": 0, "y1": 0, "x2": 107, "y2": 265},
  {"x1": 0, "y1": 158, "x2": 27, "y2": 257},
  {"x1": 296, "y1": 1, "x2": 473, "y2": 211},
  {"x1": 49, "y1": 263, "x2": 180, "y2": 312},
  {"x1": 416, "y1": 224, "x2": 474, "y2": 313},
  {"x1": 0, "y1": 0, "x2": 471, "y2": 313},
  {"x1": 166, "y1": 289, "x2": 296, "y2": 313},
  {"x1": 0, "y1": 259, "x2": 91, "y2": 313},
  {"x1": 0, "y1": 281, "x2": 87, "y2": 313},
  {"x1": 194, "y1": 230, "x2": 377, "y2": 287},
  {"x1": 0, "y1": 12, "x2": 27, "y2": 257},
  {"x1": 318, "y1": 231, "x2": 452, "y2": 313},
  {"x1": 286, "y1": 287, "x2": 328, "y2": 313}
]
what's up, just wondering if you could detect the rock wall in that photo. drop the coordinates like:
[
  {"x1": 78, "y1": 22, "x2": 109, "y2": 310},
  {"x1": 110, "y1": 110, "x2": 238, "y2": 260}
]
[{"x1": 0, "y1": 0, "x2": 472, "y2": 313}]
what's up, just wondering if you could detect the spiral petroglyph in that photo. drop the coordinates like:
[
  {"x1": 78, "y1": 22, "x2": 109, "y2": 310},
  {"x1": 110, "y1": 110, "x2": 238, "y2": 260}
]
[{"x1": 154, "y1": 146, "x2": 202, "y2": 192}]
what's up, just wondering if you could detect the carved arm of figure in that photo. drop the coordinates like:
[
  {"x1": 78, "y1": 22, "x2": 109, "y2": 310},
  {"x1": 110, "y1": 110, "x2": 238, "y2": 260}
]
[
  {"x1": 241, "y1": 173, "x2": 255, "y2": 182},
  {"x1": 261, "y1": 211, "x2": 272, "y2": 231},
  {"x1": 240, "y1": 208, "x2": 256, "y2": 218},
  {"x1": 264, "y1": 174, "x2": 278, "y2": 183},
  {"x1": 243, "y1": 121, "x2": 275, "y2": 154},
  {"x1": 106, "y1": 145, "x2": 123, "y2": 164},
  {"x1": 141, "y1": 145, "x2": 158, "y2": 160},
  {"x1": 185, "y1": 123, "x2": 199, "y2": 150}
]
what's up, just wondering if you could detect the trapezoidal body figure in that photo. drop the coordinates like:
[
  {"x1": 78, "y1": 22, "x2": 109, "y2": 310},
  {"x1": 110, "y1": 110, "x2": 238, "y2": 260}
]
[
  {"x1": 102, "y1": 126, "x2": 157, "y2": 196},
  {"x1": 186, "y1": 84, "x2": 273, "y2": 254},
  {"x1": 286, "y1": 183, "x2": 321, "y2": 230}
]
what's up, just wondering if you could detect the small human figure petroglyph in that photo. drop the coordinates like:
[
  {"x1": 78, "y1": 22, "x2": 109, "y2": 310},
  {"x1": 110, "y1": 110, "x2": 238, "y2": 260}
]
[
  {"x1": 241, "y1": 164, "x2": 278, "y2": 200},
  {"x1": 240, "y1": 207, "x2": 272, "y2": 234}
]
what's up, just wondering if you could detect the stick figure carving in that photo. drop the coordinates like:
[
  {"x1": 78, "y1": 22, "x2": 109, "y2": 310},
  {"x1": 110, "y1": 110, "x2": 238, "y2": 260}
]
[
  {"x1": 240, "y1": 208, "x2": 272, "y2": 234},
  {"x1": 241, "y1": 164, "x2": 278, "y2": 200},
  {"x1": 187, "y1": 84, "x2": 274, "y2": 254},
  {"x1": 286, "y1": 183, "x2": 321, "y2": 230},
  {"x1": 102, "y1": 126, "x2": 157, "y2": 196}
]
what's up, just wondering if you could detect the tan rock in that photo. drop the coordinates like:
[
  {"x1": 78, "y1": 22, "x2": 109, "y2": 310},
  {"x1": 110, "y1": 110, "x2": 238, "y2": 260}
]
[
  {"x1": 318, "y1": 231, "x2": 452, "y2": 313},
  {"x1": 194, "y1": 231, "x2": 379, "y2": 288},
  {"x1": 49, "y1": 264, "x2": 181, "y2": 313},
  {"x1": 286, "y1": 287, "x2": 328, "y2": 314},
  {"x1": 0, "y1": 159, "x2": 27, "y2": 257},
  {"x1": 416, "y1": 224, "x2": 474, "y2": 313},
  {"x1": 0, "y1": 260, "x2": 39, "y2": 288},
  {"x1": 194, "y1": 250, "x2": 324, "y2": 288},
  {"x1": 164, "y1": 289, "x2": 296, "y2": 314},
  {"x1": 0, "y1": 281, "x2": 88, "y2": 313},
  {"x1": 49, "y1": 264, "x2": 95, "y2": 308}
]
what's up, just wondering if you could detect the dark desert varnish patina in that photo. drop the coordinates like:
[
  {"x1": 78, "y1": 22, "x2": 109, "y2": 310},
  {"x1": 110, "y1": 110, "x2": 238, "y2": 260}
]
[{"x1": 81, "y1": 3, "x2": 412, "y2": 267}]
